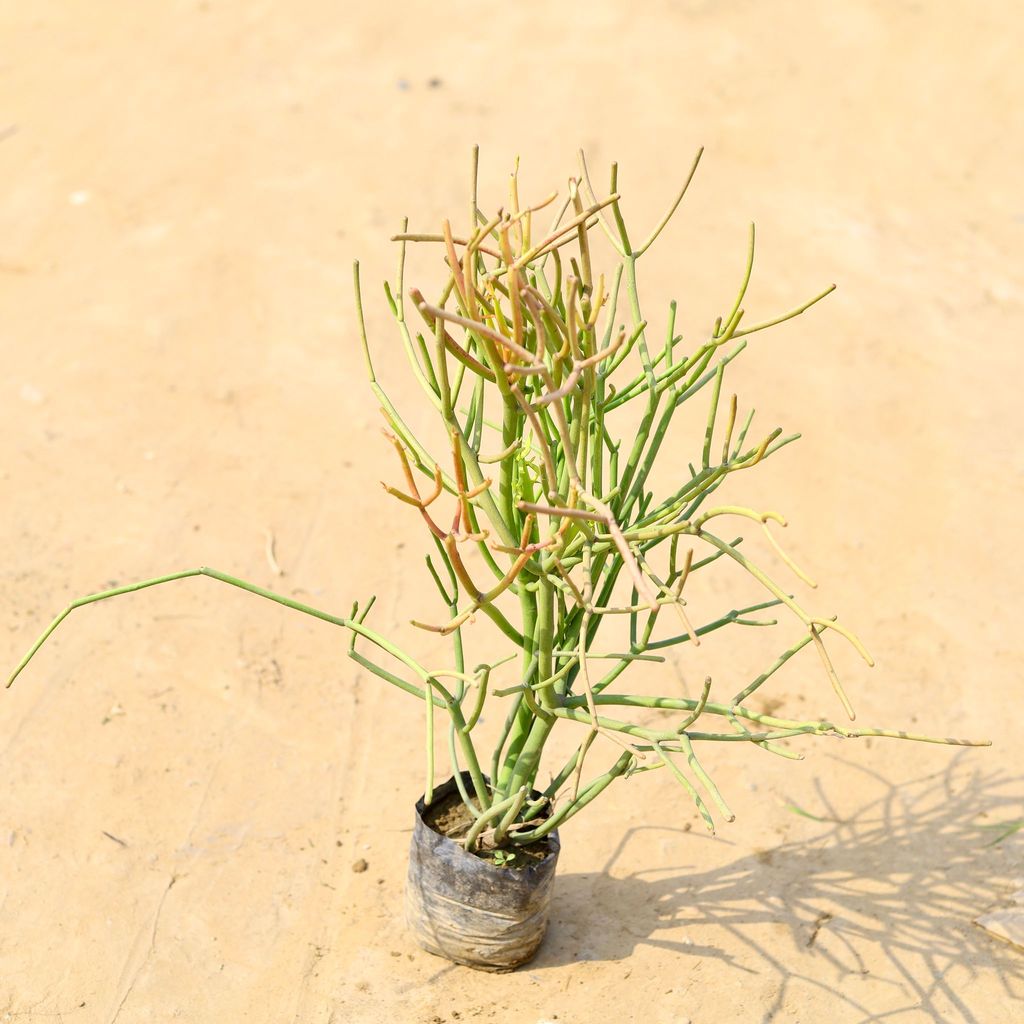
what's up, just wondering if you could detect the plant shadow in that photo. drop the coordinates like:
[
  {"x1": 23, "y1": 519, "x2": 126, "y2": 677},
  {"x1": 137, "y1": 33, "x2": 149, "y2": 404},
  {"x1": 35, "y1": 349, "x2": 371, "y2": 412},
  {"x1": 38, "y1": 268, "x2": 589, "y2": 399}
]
[{"x1": 532, "y1": 756, "x2": 1023, "y2": 1023}]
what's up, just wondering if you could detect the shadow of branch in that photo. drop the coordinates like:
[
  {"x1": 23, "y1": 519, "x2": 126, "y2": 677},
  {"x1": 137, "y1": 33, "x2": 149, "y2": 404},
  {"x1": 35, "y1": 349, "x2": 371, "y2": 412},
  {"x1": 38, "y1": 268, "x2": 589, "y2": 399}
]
[{"x1": 533, "y1": 756, "x2": 1023, "y2": 1023}]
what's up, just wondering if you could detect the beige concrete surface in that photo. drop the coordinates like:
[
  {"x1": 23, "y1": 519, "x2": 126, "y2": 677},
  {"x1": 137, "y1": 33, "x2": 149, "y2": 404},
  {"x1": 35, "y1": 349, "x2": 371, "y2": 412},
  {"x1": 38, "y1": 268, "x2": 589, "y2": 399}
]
[{"x1": 1, "y1": 2, "x2": 1021, "y2": 1021}]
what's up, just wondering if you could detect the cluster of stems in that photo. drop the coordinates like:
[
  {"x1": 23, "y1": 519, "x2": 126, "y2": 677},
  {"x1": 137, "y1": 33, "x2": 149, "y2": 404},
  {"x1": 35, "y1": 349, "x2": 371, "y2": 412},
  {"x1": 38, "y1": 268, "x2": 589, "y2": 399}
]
[
  {"x1": 5, "y1": 149, "x2": 987, "y2": 854},
  {"x1": 348, "y1": 149, "x2": 985, "y2": 848}
]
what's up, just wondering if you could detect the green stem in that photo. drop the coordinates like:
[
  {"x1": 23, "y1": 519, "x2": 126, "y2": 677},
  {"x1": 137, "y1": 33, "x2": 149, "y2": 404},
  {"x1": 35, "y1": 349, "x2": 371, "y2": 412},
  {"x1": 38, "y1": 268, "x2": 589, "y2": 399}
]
[
  {"x1": 510, "y1": 751, "x2": 633, "y2": 843},
  {"x1": 536, "y1": 577, "x2": 556, "y2": 711},
  {"x1": 491, "y1": 786, "x2": 529, "y2": 847},
  {"x1": 505, "y1": 714, "x2": 556, "y2": 797},
  {"x1": 7, "y1": 568, "x2": 442, "y2": 705},
  {"x1": 464, "y1": 789, "x2": 523, "y2": 851}
]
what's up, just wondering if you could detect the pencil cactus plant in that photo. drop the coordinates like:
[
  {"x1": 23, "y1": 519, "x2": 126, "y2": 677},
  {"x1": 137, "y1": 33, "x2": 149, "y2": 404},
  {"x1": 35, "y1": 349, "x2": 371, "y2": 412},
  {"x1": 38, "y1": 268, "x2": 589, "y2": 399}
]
[{"x1": 7, "y1": 149, "x2": 985, "y2": 859}]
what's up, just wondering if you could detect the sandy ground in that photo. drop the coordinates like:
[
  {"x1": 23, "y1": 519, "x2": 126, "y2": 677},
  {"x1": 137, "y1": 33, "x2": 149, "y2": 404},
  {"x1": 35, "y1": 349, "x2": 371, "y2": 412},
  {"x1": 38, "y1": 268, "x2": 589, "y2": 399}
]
[{"x1": 1, "y1": 2, "x2": 1022, "y2": 1022}]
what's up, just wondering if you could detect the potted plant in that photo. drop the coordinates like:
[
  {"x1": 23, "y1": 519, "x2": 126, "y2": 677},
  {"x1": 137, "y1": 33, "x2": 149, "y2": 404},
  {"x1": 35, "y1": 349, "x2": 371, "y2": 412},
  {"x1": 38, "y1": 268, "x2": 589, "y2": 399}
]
[{"x1": 6, "y1": 148, "x2": 986, "y2": 972}]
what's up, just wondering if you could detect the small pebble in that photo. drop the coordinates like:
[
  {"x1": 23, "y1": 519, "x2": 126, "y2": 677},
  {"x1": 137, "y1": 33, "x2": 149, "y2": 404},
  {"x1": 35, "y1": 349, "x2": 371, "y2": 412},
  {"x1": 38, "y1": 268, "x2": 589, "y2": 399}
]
[{"x1": 352, "y1": 858, "x2": 368, "y2": 873}]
